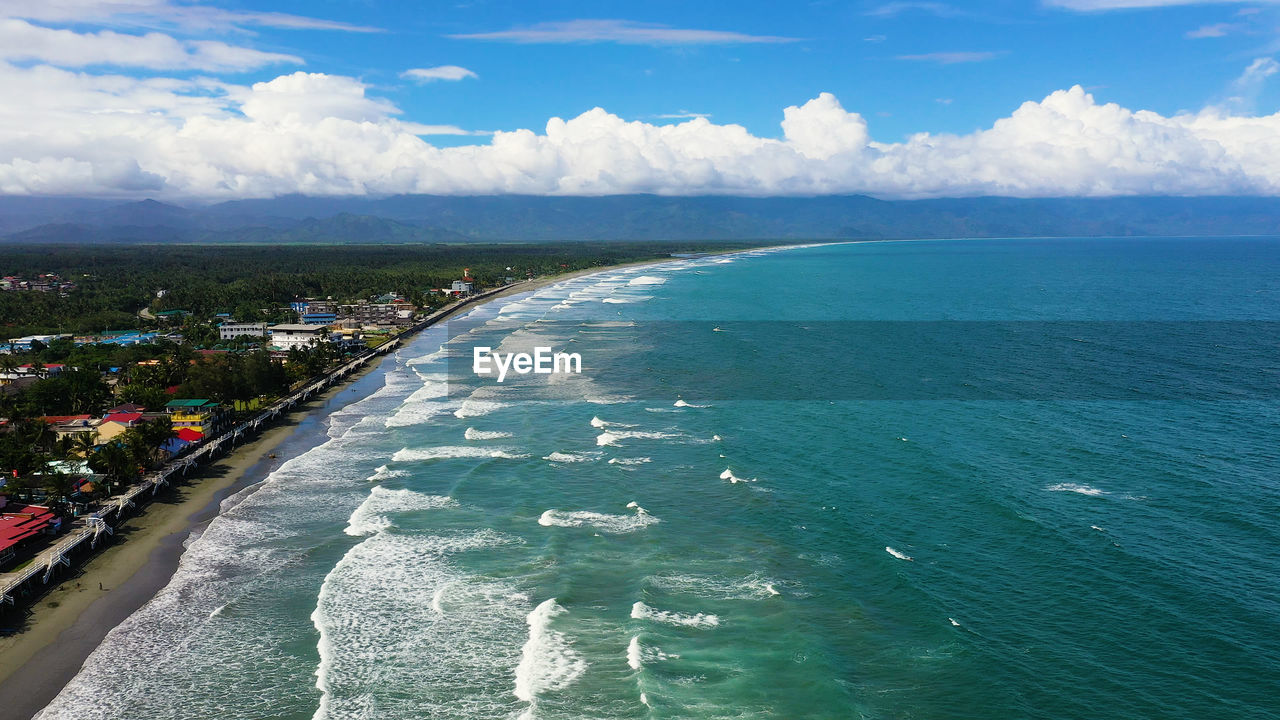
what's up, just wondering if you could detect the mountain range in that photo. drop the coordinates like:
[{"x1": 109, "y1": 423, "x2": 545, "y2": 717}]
[{"x1": 1, "y1": 194, "x2": 1279, "y2": 244}]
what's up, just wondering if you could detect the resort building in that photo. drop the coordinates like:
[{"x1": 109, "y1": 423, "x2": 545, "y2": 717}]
[
  {"x1": 337, "y1": 302, "x2": 414, "y2": 326},
  {"x1": 218, "y1": 322, "x2": 269, "y2": 341},
  {"x1": 165, "y1": 399, "x2": 225, "y2": 435},
  {"x1": 268, "y1": 324, "x2": 330, "y2": 351}
]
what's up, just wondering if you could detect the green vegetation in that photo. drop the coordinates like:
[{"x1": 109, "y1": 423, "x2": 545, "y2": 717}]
[{"x1": 0, "y1": 241, "x2": 742, "y2": 336}]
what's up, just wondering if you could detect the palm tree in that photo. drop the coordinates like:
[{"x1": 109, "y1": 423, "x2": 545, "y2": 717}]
[
  {"x1": 72, "y1": 432, "x2": 97, "y2": 458},
  {"x1": 42, "y1": 471, "x2": 77, "y2": 515},
  {"x1": 87, "y1": 442, "x2": 135, "y2": 496}
]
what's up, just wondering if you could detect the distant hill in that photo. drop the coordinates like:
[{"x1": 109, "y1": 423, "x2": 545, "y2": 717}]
[{"x1": 2, "y1": 194, "x2": 1280, "y2": 244}]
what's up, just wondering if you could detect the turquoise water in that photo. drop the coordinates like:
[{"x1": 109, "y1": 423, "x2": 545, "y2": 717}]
[{"x1": 38, "y1": 238, "x2": 1280, "y2": 719}]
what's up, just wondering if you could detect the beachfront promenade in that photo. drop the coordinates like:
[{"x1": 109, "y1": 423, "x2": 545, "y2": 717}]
[{"x1": 0, "y1": 281, "x2": 522, "y2": 609}]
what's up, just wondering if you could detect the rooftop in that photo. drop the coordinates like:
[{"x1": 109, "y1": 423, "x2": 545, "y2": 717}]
[
  {"x1": 165, "y1": 399, "x2": 217, "y2": 409},
  {"x1": 0, "y1": 504, "x2": 57, "y2": 556}
]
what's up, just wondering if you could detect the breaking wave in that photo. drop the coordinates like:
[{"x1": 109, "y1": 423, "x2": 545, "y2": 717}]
[
  {"x1": 630, "y1": 601, "x2": 720, "y2": 628},
  {"x1": 537, "y1": 507, "x2": 660, "y2": 534},
  {"x1": 344, "y1": 487, "x2": 457, "y2": 537},
  {"x1": 513, "y1": 599, "x2": 587, "y2": 714},
  {"x1": 392, "y1": 446, "x2": 530, "y2": 461}
]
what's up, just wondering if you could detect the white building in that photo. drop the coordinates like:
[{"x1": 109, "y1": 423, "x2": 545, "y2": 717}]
[
  {"x1": 218, "y1": 322, "x2": 269, "y2": 341},
  {"x1": 267, "y1": 324, "x2": 329, "y2": 351}
]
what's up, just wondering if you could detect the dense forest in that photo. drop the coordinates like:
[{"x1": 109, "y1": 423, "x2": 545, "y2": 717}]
[{"x1": 0, "y1": 241, "x2": 754, "y2": 336}]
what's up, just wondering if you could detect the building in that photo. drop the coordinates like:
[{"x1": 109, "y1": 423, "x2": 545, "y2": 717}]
[
  {"x1": 300, "y1": 312, "x2": 337, "y2": 325},
  {"x1": 338, "y1": 301, "x2": 416, "y2": 327},
  {"x1": 1, "y1": 363, "x2": 67, "y2": 384},
  {"x1": 96, "y1": 412, "x2": 144, "y2": 444},
  {"x1": 164, "y1": 399, "x2": 224, "y2": 435},
  {"x1": 105, "y1": 403, "x2": 146, "y2": 415},
  {"x1": 0, "y1": 504, "x2": 60, "y2": 567},
  {"x1": 291, "y1": 300, "x2": 337, "y2": 315},
  {"x1": 268, "y1": 324, "x2": 329, "y2": 351},
  {"x1": 39, "y1": 415, "x2": 99, "y2": 444},
  {"x1": 219, "y1": 322, "x2": 269, "y2": 341},
  {"x1": 3, "y1": 335, "x2": 72, "y2": 353}
]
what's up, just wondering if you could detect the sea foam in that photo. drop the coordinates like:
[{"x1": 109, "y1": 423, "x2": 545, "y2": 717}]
[
  {"x1": 465, "y1": 427, "x2": 513, "y2": 440},
  {"x1": 631, "y1": 601, "x2": 720, "y2": 628},
  {"x1": 886, "y1": 546, "x2": 914, "y2": 561},
  {"x1": 543, "y1": 451, "x2": 603, "y2": 464},
  {"x1": 596, "y1": 430, "x2": 681, "y2": 447},
  {"x1": 345, "y1": 487, "x2": 457, "y2": 536},
  {"x1": 1046, "y1": 483, "x2": 1107, "y2": 497},
  {"x1": 392, "y1": 446, "x2": 529, "y2": 461},
  {"x1": 514, "y1": 599, "x2": 587, "y2": 708},
  {"x1": 538, "y1": 507, "x2": 659, "y2": 534}
]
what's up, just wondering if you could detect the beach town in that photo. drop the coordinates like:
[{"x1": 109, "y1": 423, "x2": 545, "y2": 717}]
[{"x1": 0, "y1": 272, "x2": 489, "y2": 615}]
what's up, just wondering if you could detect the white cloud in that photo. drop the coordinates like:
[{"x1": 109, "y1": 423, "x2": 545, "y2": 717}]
[
  {"x1": 0, "y1": 0, "x2": 380, "y2": 32},
  {"x1": 1186, "y1": 22, "x2": 1234, "y2": 37},
  {"x1": 401, "y1": 66, "x2": 478, "y2": 83},
  {"x1": 1046, "y1": 0, "x2": 1275, "y2": 10},
  {"x1": 896, "y1": 51, "x2": 1002, "y2": 63},
  {"x1": 401, "y1": 122, "x2": 490, "y2": 136},
  {"x1": 450, "y1": 19, "x2": 798, "y2": 45},
  {"x1": 0, "y1": 18, "x2": 301, "y2": 71},
  {"x1": 656, "y1": 111, "x2": 712, "y2": 119},
  {"x1": 868, "y1": 2, "x2": 966, "y2": 17},
  {"x1": 3, "y1": 63, "x2": 1280, "y2": 199},
  {"x1": 1218, "y1": 56, "x2": 1280, "y2": 113}
]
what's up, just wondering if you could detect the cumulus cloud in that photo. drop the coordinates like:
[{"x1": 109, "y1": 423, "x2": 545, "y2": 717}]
[
  {"x1": 401, "y1": 66, "x2": 478, "y2": 83},
  {"x1": 3, "y1": 62, "x2": 1280, "y2": 199},
  {"x1": 450, "y1": 19, "x2": 797, "y2": 45},
  {"x1": 0, "y1": 18, "x2": 301, "y2": 71}
]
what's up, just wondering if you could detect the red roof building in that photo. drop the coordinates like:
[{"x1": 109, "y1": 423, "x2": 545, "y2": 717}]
[
  {"x1": 102, "y1": 412, "x2": 144, "y2": 425},
  {"x1": 39, "y1": 414, "x2": 92, "y2": 425},
  {"x1": 0, "y1": 504, "x2": 58, "y2": 561}
]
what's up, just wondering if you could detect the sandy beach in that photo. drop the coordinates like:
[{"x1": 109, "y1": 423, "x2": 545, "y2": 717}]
[
  {"x1": 0, "y1": 358, "x2": 384, "y2": 719},
  {"x1": 0, "y1": 255, "x2": 702, "y2": 718}
]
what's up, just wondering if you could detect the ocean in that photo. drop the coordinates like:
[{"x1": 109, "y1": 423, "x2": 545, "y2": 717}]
[{"x1": 36, "y1": 238, "x2": 1280, "y2": 719}]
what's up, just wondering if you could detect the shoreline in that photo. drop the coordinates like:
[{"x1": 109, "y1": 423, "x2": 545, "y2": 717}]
[
  {"x1": 0, "y1": 360, "x2": 385, "y2": 719},
  {"x1": 0, "y1": 246, "x2": 779, "y2": 718}
]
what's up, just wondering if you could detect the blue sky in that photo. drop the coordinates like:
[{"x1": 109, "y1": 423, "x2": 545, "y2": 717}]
[
  {"x1": 0, "y1": 0, "x2": 1278, "y2": 198},
  {"x1": 149, "y1": 0, "x2": 1277, "y2": 142}
]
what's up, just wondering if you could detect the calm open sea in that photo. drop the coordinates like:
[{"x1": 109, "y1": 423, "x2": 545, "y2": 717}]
[{"x1": 37, "y1": 238, "x2": 1280, "y2": 719}]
